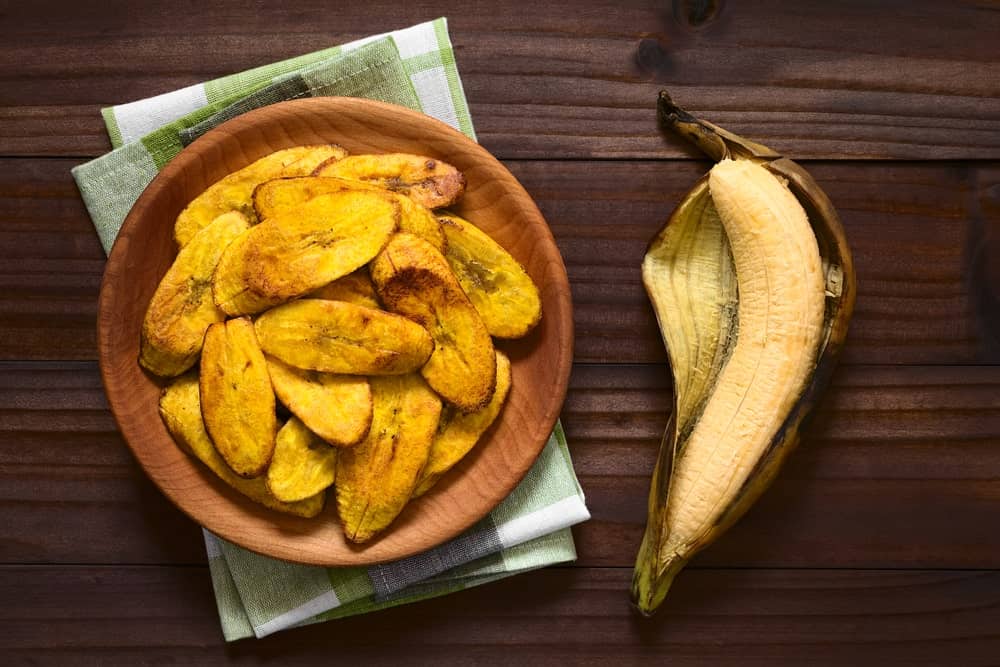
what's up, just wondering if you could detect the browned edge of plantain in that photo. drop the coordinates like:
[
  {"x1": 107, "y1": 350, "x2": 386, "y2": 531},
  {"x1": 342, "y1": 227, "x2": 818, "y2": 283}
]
[{"x1": 631, "y1": 92, "x2": 857, "y2": 616}]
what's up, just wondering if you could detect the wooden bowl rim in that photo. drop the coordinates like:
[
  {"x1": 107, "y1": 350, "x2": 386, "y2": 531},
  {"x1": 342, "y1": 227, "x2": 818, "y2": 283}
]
[{"x1": 97, "y1": 97, "x2": 574, "y2": 566}]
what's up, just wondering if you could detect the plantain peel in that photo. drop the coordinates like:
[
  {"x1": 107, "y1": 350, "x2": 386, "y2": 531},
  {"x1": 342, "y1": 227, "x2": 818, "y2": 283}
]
[
  {"x1": 159, "y1": 374, "x2": 323, "y2": 517},
  {"x1": 632, "y1": 93, "x2": 856, "y2": 616}
]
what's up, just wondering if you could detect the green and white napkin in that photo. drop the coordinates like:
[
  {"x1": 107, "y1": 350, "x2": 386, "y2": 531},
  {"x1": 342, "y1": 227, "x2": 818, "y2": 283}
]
[{"x1": 71, "y1": 18, "x2": 589, "y2": 642}]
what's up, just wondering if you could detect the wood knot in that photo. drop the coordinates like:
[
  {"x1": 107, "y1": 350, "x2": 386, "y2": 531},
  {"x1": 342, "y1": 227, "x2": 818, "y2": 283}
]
[
  {"x1": 673, "y1": 0, "x2": 723, "y2": 28},
  {"x1": 635, "y1": 38, "x2": 671, "y2": 77}
]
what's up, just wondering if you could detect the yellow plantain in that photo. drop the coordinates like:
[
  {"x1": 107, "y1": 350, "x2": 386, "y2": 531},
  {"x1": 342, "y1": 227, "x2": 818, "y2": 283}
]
[
  {"x1": 159, "y1": 374, "x2": 323, "y2": 517},
  {"x1": 174, "y1": 145, "x2": 347, "y2": 246},
  {"x1": 371, "y1": 233, "x2": 496, "y2": 412},
  {"x1": 266, "y1": 417, "x2": 339, "y2": 503},
  {"x1": 253, "y1": 176, "x2": 446, "y2": 252},
  {"x1": 266, "y1": 355, "x2": 372, "y2": 447},
  {"x1": 413, "y1": 349, "x2": 512, "y2": 497},
  {"x1": 632, "y1": 93, "x2": 856, "y2": 616},
  {"x1": 140, "y1": 211, "x2": 249, "y2": 377},
  {"x1": 312, "y1": 153, "x2": 465, "y2": 209},
  {"x1": 308, "y1": 268, "x2": 381, "y2": 310},
  {"x1": 212, "y1": 190, "x2": 398, "y2": 315},
  {"x1": 336, "y1": 373, "x2": 441, "y2": 543},
  {"x1": 199, "y1": 317, "x2": 276, "y2": 478},
  {"x1": 254, "y1": 299, "x2": 433, "y2": 375},
  {"x1": 437, "y1": 213, "x2": 541, "y2": 339}
]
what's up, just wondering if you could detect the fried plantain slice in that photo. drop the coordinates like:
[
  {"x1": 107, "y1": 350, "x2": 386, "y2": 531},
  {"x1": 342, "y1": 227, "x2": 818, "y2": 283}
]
[
  {"x1": 413, "y1": 350, "x2": 512, "y2": 497},
  {"x1": 253, "y1": 176, "x2": 446, "y2": 252},
  {"x1": 313, "y1": 153, "x2": 465, "y2": 209},
  {"x1": 308, "y1": 268, "x2": 381, "y2": 309},
  {"x1": 266, "y1": 355, "x2": 372, "y2": 447},
  {"x1": 174, "y1": 145, "x2": 347, "y2": 246},
  {"x1": 254, "y1": 299, "x2": 433, "y2": 375},
  {"x1": 371, "y1": 233, "x2": 496, "y2": 412},
  {"x1": 159, "y1": 374, "x2": 323, "y2": 517},
  {"x1": 265, "y1": 417, "x2": 339, "y2": 503},
  {"x1": 200, "y1": 318, "x2": 276, "y2": 478},
  {"x1": 336, "y1": 373, "x2": 441, "y2": 543},
  {"x1": 140, "y1": 211, "x2": 250, "y2": 377},
  {"x1": 277, "y1": 145, "x2": 349, "y2": 178},
  {"x1": 438, "y1": 213, "x2": 542, "y2": 339},
  {"x1": 212, "y1": 190, "x2": 398, "y2": 315}
]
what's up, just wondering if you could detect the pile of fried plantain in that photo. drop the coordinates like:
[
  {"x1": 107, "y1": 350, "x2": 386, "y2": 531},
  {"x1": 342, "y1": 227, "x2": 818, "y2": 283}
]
[{"x1": 142, "y1": 146, "x2": 543, "y2": 543}]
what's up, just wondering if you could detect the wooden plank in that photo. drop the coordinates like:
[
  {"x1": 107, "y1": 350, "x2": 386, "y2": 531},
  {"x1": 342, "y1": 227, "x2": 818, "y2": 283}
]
[
  {"x1": 2, "y1": 159, "x2": 998, "y2": 364},
  {"x1": 1, "y1": 1, "x2": 998, "y2": 159},
  {"x1": 2, "y1": 361, "x2": 998, "y2": 568},
  {"x1": 518, "y1": 159, "x2": 1000, "y2": 365},
  {"x1": 0, "y1": 565, "x2": 997, "y2": 665}
]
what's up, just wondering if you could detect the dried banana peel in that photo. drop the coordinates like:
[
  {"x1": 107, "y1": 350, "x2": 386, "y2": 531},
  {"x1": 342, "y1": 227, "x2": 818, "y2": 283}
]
[
  {"x1": 438, "y1": 213, "x2": 541, "y2": 339},
  {"x1": 212, "y1": 190, "x2": 398, "y2": 315},
  {"x1": 159, "y1": 374, "x2": 324, "y2": 517},
  {"x1": 254, "y1": 176, "x2": 446, "y2": 251},
  {"x1": 199, "y1": 317, "x2": 277, "y2": 478},
  {"x1": 254, "y1": 299, "x2": 433, "y2": 375},
  {"x1": 266, "y1": 355, "x2": 372, "y2": 447},
  {"x1": 413, "y1": 349, "x2": 512, "y2": 497},
  {"x1": 140, "y1": 211, "x2": 249, "y2": 377},
  {"x1": 266, "y1": 417, "x2": 339, "y2": 503},
  {"x1": 174, "y1": 145, "x2": 346, "y2": 246},
  {"x1": 336, "y1": 373, "x2": 442, "y2": 543},
  {"x1": 632, "y1": 93, "x2": 856, "y2": 615},
  {"x1": 371, "y1": 233, "x2": 497, "y2": 412},
  {"x1": 313, "y1": 153, "x2": 465, "y2": 209}
]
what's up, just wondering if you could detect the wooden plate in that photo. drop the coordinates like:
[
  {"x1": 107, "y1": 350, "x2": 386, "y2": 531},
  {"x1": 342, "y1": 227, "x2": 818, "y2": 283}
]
[{"x1": 97, "y1": 98, "x2": 573, "y2": 566}]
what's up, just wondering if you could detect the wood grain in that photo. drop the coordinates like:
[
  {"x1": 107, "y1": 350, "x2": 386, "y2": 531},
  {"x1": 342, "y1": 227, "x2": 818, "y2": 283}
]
[
  {"x1": 3, "y1": 361, "x2": 998, "y2": 568},
  {"x1": 3, "y1": 159, "x2": 998, "y2": 364},
  {"x1": 1, "y1": 566, "x2": 997, "y2": 665},
  {"x1": 2, "y1": 1, "x2": 998, "y2": 160}
]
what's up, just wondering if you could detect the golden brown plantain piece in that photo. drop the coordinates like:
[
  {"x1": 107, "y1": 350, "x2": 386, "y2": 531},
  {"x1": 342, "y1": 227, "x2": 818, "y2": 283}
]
[
  {"x1": 438, "y1": 213, "x2": 542, "y2": 339},
  {"x1": 174, "y1": 145, "x2": 347, "y2": 246},
  {"x1": 308, "y1": 268, "x2": 381, "y2": 309},
  {"x1": 371, "y1": 233, "x2": 496, "y2": 412},
  {"x1": 336, "y1": 373, "x2": 441, "y2": 543},
  {"x1": 212, "y1": 190, "x2": 398, "y2": 315},
  {"x1": 277, "y1": 145, "x2": 349, "y2": 178},
  {"x1": 254, "y1": 299, "x2": 433, "y2": 375},
  {"x1": 253, "y1": 176, "x2": 446, "y2": 252},
  {"x1": 266, "y1": 355, "x2": 372, "y2": 447},
  {"x1": 159, "y1": 374, "x2": 323, "y2": 517},
  {"x1": 413, "y1": 350, "x2": 512, "y2": 497},
  {"x1": 312, "y1": 153, "x2": 465, "y2": 209},
  {"x1": 266, "y1": 417, "x2": 339, "y2": 503},
  {"x1": 140, "y1": 211, "x2": 249, "y2": 377},
  {"x1": 200, "y1": 318, "x2": 276, "y2": 478}
]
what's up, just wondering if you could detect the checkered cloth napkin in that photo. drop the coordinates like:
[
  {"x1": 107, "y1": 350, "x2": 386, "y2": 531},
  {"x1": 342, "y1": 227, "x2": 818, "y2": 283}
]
[{"x1": 71, "y1": 19, "x2": 589, "y2": 641}]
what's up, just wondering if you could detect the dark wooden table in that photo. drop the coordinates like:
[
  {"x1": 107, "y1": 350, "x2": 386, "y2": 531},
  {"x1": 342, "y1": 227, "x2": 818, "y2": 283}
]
[{"x1": 2, "y1": 1, "x2": 999, "y2": 664}]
